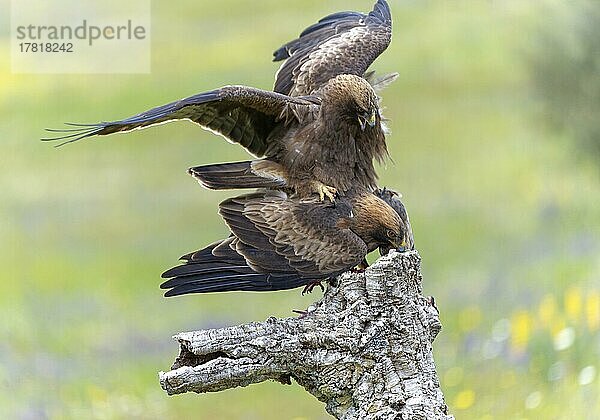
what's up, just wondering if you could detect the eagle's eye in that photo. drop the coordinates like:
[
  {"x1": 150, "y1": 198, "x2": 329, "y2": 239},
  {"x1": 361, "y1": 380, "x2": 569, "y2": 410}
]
[
  {"x1": 357, "y1": 108, "x2": 377, "y2": 130},
  {"x1": 386, "y1": 229, "x2": 396, "y2": 239},
  {"x1": 357, "y1": 106, "x2": 369, "y2": 115}
]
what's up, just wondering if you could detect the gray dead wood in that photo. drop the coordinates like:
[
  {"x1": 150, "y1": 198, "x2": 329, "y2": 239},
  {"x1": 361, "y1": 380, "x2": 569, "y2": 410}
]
[{"x1": 159, "y1": 250, "x2": 453, "y2": 419}]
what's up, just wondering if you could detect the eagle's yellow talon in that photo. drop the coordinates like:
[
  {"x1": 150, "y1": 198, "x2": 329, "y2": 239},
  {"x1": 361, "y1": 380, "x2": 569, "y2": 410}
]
[
  {"x1": 324, "y1": 187, "x2": 337, "y2": 202},
  {"x1": 315, "y1": 184, "x2": 337, "y2": 202}
]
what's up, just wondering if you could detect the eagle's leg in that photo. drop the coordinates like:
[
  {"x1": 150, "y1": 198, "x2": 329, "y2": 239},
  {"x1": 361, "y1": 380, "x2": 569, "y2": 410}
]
[
  {"x1": 310, "y1": 181, "x2": 337, "y2": 202},
  {"x1": 302, "y1": 280, "x2": 324, "y2": 295},
  {"x1": 352, "y1": 258, "x2": 369, "y2": 273}
]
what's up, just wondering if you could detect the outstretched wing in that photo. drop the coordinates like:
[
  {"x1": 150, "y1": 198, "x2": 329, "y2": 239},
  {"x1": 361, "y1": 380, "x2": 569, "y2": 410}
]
[
  {"x1": 220, "y1": 193, "x2": 367, "y2": 277},
  {"x1": 273, "y1": 0, "x2": 392, "y2": 96},
  {"x1": 43, "y1": 86, "x2": 318, "y2": 157}
]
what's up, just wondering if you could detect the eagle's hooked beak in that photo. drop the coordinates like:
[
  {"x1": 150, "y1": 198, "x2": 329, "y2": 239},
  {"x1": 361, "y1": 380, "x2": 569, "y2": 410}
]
[
  {"x1": 381, "y1": 237, "x2": 408, "y2": 256},
  {"x1": 396, "y1": 238, "x2": 408, "y2": 253},
  {"x1": 358, "y1": 110, "x2": 377, "y2": 131}
]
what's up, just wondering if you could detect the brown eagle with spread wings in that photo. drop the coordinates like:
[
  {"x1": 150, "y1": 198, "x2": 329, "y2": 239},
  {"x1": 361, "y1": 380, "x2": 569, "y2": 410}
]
[
  {"x1": 160, "y1": 186, "x2": 411, "y2": 296},
  {"x1": 45, "y1": 0, "x2": 394, "y2": 201}
]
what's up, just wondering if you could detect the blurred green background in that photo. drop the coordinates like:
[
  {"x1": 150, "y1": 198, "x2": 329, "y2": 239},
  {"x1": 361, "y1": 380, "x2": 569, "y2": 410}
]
[{"x1": 1, "y1": 0, "x2": 599, "y2": 418}]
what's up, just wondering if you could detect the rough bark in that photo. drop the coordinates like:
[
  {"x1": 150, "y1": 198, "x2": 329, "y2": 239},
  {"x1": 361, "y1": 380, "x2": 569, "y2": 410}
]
[{"x1": 159, "y1": 250, "x2": 453, "y2": 419}]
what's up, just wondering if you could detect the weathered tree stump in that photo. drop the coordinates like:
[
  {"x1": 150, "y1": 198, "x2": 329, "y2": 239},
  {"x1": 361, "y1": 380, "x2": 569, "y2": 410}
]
[{"x1": 159, "y1": 250, "x2": 453, "y2": 419}]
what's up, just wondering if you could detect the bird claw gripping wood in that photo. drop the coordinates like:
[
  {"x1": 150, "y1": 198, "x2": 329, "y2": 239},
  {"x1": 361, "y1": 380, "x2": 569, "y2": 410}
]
[{"x1": 301, "y1": 280, "x2": 324, "y2": 295}]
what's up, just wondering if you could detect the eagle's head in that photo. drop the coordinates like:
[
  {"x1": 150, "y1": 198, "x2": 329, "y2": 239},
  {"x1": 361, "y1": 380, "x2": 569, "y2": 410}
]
[
  {"x1": 374, "y1": 187, "x2": 415, "y2": 254},
  {"x1": 350, "y1": 193, "x2": 406, "y2": 253},
  {"x1": 373, "y1": 208, "x2": 411, "y2": 256},
  {"x1": 322, "y1": 74, "x2": 380, "y2": 131}
]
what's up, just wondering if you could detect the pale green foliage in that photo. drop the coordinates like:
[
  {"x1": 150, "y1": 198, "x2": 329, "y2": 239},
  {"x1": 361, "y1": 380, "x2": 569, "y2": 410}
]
[
  {"x1": 530, "y1": 1, "x2": 600, "y2": 156},
  {"x1": 1, "y1": 1, "x2": 599, "y2": 419}
]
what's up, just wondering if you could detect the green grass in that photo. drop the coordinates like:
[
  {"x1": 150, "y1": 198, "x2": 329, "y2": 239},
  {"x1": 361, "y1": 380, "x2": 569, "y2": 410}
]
[{"x1": 1, "y1": 0, "x2": 599, "y2": 418}]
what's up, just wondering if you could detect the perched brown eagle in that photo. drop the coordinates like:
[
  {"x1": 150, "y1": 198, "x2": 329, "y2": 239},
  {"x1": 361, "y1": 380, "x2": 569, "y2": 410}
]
[
  {"x1": 160, "y1": 186, "x2": 411, "y2": 296},
  {"x1": 44, "y1": 0, "x2": 394, "y2": 201}
]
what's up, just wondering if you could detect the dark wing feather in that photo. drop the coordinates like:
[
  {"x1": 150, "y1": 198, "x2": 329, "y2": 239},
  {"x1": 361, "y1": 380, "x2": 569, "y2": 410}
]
[
  {"x1": 222, "y1": 194, "x2": 367, "y2": 277},
  {"x1": 273, "y1": 0, "x2": 392, "y2": 96},
  {"x1": 160, "y1": 236, "x2": 309, "y2": 296},
  {"x1": 160, "y1": 193, "x2": 368, "y2": 296},
  {"x1": 43, "y1": 86, "x2": 316, "y2": 157}
]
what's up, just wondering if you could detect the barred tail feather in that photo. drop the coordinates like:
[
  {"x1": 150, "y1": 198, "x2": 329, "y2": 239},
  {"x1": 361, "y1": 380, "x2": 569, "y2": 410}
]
[{"x1": 188, "y1": 161, "x2": 286, "y2": 190}]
